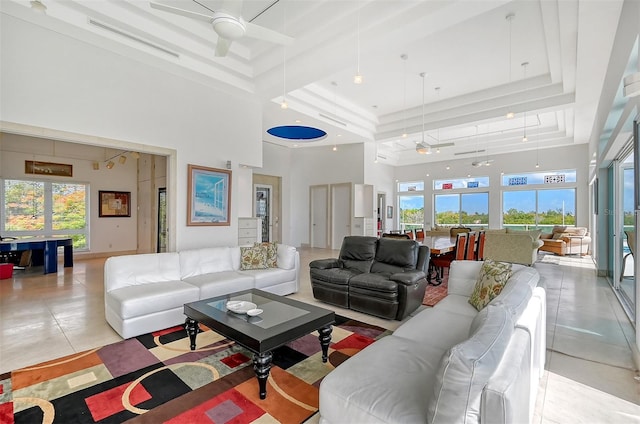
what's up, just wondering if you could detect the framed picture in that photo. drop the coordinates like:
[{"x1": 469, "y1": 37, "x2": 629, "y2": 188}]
[
  {"x1": 387, "y1": 205, "x2": 393, "y2": 219},
  {"x1": 99, "y1": 191, "x2": 131, "y2": 217},
  {"x1": 25, "y1": 160, "x2": 72, "y2": 177},
  {"x1": 187, "y1": 164, "x2": 232, "y2": 226}
]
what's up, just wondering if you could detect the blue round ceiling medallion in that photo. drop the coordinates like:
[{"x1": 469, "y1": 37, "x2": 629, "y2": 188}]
[{"x1": 267, "y1": 125, "x2": 327, "y2": 142}]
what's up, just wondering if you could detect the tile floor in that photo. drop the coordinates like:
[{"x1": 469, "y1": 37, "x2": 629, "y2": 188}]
[{"x1": 1, "y1": 248, "x2": 639, "y2": 423}]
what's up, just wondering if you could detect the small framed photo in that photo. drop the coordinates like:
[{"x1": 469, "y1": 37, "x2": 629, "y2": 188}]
[
  {"x1": 99, "y1": 191, "x2": 131, "y2": 217},
  {"x1": 187, "y1": 164, "x2": 232, "y2": 226},
  {"x1": 387, "y1": 205, "x2": 393, "y2": 219}
]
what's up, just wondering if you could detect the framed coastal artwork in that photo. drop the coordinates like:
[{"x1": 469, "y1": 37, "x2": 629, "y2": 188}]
[
  {"x1": 187, "y1": 164, "x2": 232, "y2": 226},
  {"x1": 99, "y1": 191, "x2": 131, "y2": 217}
]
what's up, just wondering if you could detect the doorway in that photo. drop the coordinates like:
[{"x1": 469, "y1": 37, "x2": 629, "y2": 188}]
[
  {"x1": 253, "y1": 174, "x2": 281, "y2": 243},
  {"x1": 157, "y1": 188, "x2": 167, "y2": 253},
  {"x1": 377, "y1": 192, "x2": 386, "y2": 237},
  {"x1": 310, "y1": 185, "x2": 329, "y2": 248},
  {"x1": 254, "y1": 184, "x2": 272, "y2": 242},
  {"x1": 331, "y1": 183, "x2": 351, "y2": 250}
]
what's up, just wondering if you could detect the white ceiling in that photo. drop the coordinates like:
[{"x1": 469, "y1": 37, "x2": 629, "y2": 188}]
[{"x1": 1, "y1": 0, "x2": 626, "y2": 166}]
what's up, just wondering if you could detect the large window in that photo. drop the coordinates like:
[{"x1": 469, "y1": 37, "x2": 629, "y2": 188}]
[
  {"x1": 2, "y1": 179, "x2": 88, "y2": 249},
  {"x1": 398, "y1": 181, "x2": 424, "y2": 231},
  {"x1": 502, "y1": 188, "x2": 576, "y2": 231},
  {"x1": 435, "y1": 193, "x2": 489, "y2": 228}
]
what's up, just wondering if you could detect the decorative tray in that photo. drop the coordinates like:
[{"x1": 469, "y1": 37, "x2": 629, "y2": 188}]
[{"x1": 226, "y1": 301, "x2": 258, "y2": 314}]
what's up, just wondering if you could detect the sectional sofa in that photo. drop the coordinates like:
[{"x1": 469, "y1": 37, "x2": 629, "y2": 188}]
[
  {"x1": 319, "y1": 260, "x2": 546, "y2": 424},
  {"x1": 104, "y1": 244, "x2": 299, "y2": 339}
]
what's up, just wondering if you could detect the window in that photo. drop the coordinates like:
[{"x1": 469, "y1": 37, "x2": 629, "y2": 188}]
[
  {"x1": 434, "y1": 193, "x2": 489, "y2": 228},
  {"x1": 2, "y1": 179, "x2": 88, "y2": 249},
  {"x1": 399, "y1": 195, "x2": 425, "y2": 231},
  {"x1": 502, "y1": 170, "x2": 576, "y2": 186},
  {"x1": 434, "y1": 176, "x2": 489, "y2": 190},
  {"x1": 503, "y1": 188, "x2": 576, "y2": 231},
  {"x1": 398, "y1": 181, "x2": 424, "y2": 231}
]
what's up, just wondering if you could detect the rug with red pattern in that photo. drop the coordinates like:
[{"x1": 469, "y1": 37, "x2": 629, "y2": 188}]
[{"x1": 0, "y1": 316, "x2": 390, "y2": 424}]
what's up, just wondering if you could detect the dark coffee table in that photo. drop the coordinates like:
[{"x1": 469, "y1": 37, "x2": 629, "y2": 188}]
[{"x1": 184, "y1": 288, "x2": 335, "y2": 399}]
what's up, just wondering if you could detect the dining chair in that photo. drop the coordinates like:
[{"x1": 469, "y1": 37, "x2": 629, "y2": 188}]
[
  {"x1": 465, "y1": 231, "x2": 477, "y2": 260},
  {"x1": 415, "y1": 228, "x2": 425, "y2": 242},
  {"x1": 621, "y1": 230, "x2": 635, "y2": 281},
  {"x1": 382, "y1": 233, "x2": 411, "y2": 239},
  {"x1": 476, "y1": 230, "x2": 486, "y2": 261},
  {"x1": 405, "y1": 230, "x2": 415, "y2": 240},
  {"x1": 431, "y1": 232, "x2": 468, "y2": 283}
]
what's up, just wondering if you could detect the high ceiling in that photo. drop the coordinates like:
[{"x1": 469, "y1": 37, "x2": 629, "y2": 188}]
[{"x1": 1, "y1": 0, "x2": 625, "y2": 166}]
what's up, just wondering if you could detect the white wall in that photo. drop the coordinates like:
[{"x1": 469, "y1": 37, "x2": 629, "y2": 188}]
[
  {"x1": 364, "y1": 141, "x2": 396, "y2": 232},
  {"x1": 393, "y1": 144, "x2": 590, "y2": 229},
  {"x1": 260, "y1": 142, "x2": 364, "y2": 247},
  {"x1": 1, "y1": 15, "x2": 262, "y2": 249}
]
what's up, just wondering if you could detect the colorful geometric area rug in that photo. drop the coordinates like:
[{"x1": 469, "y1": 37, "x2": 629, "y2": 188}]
[{"x1": 0, "y1": 316, "x2": 390, "y2": 424}]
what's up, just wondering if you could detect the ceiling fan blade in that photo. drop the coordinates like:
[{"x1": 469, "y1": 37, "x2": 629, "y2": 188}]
[
  {"x1": 215, "y1": 37, "x2": 232, "y2": 56},
  {"x1": 149, "y1": 2, "x2": 213, "y2": 22},
  {"x1": 244, "y1": 21, "x2": 293, "y2": 45}
]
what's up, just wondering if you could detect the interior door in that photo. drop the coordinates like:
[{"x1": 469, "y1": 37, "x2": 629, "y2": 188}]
[
  {"x1": 254, "y1": 184, "x2": 272, "y2": 242},
  {"x1": 310, "y1": 185, "x2": 328, "y2": 248},
  {"x1": 331, "y1": 183, "x2": 351, "y2": 250},
  {"x1": 157, "y1": 187, "x2": 167, "y2": 253}
]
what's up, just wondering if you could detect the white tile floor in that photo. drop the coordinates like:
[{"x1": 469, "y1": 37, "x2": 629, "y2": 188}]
[{"x1": 1, "y1": 248, "x2": 639, "y2": 423}]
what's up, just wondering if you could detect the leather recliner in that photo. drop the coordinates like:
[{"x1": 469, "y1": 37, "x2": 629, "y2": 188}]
[{"x1": 309, "y1": 236, "x2": 430, "y2": 320}]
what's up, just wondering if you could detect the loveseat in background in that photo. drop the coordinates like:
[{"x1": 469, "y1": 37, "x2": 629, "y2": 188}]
[
  {"x1": 104, "y1": 244, "x2": 299, "y2": 339},
  {"x1": 319, "y1": 260, "x2": 546, "y2": 424},
  {"x1": 539, "y1": 226, "x2": 591, "y2": 256}
]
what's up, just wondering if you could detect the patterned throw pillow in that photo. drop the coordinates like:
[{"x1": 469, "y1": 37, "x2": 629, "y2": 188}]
[
  {"x1": 255, "y1": 242, "x2": 278, "y2": 268},
  {"x1": 468, "y1": 259, "x2": 513, "y2": 311},
  {"x1": 240, "y1": 245, "x2": 268, "y2": 270}
]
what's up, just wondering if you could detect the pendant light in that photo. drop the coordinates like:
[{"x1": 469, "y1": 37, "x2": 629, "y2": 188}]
[
  {"x1": 354, "y1": 12, "x2": 363, "y2": 84},
  {"x1": 521, "y1": 62, "x2": 529, "y2": 142},
  {"x1": 416, "y1": 72, "x2": 430, "y2": 154},
  {"x1": 280, "y1": 7, "x2": 288, "y2": 109},
  {"x1": 401, "y1": 54, "x2": 408, "y2": 138},
  {"x1": 505, "y1": 13, "x2": 515, "y2": 119},
  {"x1": 280, "y1": 45, "x2": 288, "y2": 109}
]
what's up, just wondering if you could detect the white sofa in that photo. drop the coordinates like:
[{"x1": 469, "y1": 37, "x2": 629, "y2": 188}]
[
  {"x1": 104, "y1": 244, "x2": 299, "y2": 339},
  {"x1": 319, "y1": 260, "x2": 546, "y2": 424}
]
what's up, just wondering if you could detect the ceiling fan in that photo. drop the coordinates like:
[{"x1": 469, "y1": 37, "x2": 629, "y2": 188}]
[{"x1": 149, "y1": 1, "x2": 294, "y2": 57}]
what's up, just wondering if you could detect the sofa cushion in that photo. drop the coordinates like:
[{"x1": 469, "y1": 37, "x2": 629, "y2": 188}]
[
  {"x1": 310, "y1": 267, "x2": 359, "y2": 286},
  {"x1": 374, "y1": 238, "x2": 418, "y2": 269},
  {"x1": 240, "y1": 245, "x2": 268, "y2": 270},
  {"x1": 179, "y1": 247, "x2": 234, "y2": 279},
  {"x1": 427, "y1": 305, "x2": 514, "y2": 424},
  {"x1": 469, "y1": 260, "x2": 513, "y2": 311},
  {"x1": 277, "y1": 244, "x2": 297, "y2": 270},
  {"x1": 104, "y1": 252, "x2": 181, "y2": 292},
  {"x1": 106, "y1": 281, "x2": 199, "y2": 319},
  {"x1": 182, "y1": 271, "x2": 254, "y2": 299},
  {"x1": 320, "y1": 335, "x2": 445, "y2": 424},
  {"x1": 334, "y1": 237, "x2": 376, "y2": 273},
  {"x1": 240, "y1": 267, "x2": 297, "y2": 289},
  {"x1": 349, "y1": 273, "x2": 398, "y2": 293},
  {"x1": 481, "y1": 329, "x2": 532, "y2": 424},
  {"x1": 394, "y1": 307, "x2": 476, "y2": 350}
]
